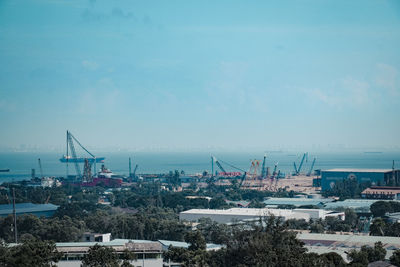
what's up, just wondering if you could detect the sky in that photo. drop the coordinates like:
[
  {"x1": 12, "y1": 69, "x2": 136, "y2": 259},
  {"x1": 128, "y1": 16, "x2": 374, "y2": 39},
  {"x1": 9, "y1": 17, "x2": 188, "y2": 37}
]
[{"x1": 0, "y1": 0, "x2": 399, "y2": 152}]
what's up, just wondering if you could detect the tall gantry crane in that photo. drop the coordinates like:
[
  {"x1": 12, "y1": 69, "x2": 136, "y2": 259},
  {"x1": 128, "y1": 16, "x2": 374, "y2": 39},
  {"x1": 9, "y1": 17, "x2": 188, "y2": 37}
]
[{"x1": 66, "y1": 130, "x2": 97, "y2": 180}]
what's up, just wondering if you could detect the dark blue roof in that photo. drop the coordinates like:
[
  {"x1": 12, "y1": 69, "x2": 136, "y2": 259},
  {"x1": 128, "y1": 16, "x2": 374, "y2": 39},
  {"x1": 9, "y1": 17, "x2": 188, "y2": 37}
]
[{"x1": 0, "y1": 203, "x2": 59, "y2": 216}]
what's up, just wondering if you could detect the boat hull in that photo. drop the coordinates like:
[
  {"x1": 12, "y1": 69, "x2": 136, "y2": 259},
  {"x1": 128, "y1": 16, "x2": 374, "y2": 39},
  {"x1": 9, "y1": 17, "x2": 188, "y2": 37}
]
[{"x1": 59, "y1": 157, "x2": 105, "y2": 163}]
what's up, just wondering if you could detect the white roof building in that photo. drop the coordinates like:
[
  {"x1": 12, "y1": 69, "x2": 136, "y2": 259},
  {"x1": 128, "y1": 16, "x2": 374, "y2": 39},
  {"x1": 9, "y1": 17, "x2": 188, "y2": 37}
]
[
  {"x1": 298, "y1": 233, "x2": 400, "y2": 262},
  {"x1": 180, "y1": 208, "x2": 344, "y2": 224}
]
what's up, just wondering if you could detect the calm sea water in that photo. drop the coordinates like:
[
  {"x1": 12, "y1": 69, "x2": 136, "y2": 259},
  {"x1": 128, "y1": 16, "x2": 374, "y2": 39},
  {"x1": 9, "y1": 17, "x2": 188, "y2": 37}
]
[{"x1": 0, "y1": 151, "x2": 399, "y2": 183}]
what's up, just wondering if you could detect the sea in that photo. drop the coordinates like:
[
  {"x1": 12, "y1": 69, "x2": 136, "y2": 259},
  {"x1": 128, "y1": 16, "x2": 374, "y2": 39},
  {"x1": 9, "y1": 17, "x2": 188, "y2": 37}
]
[{"x1": 0, "y1": 151, "x2": 400, "y2": 184}]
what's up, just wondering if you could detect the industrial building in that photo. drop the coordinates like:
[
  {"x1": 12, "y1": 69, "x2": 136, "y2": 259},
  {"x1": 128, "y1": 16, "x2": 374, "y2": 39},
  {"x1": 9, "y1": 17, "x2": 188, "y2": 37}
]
[
  {"x1": 158, "y1": 240, "x2": 223, "y2": 252},
  {"x1": 0, "y1": 203, "x2": 58, "y2": 218},
  {"x1": 298, "y1": 233, "x2": 400, "y2": 262},
  {"x1": 179, "y1": 208, "x2": 344, "y2": 224},
  {"x1": 321, "y1": 168, "x2": 400, "y2": 191},
  {"x1": 56, "y1": 236, "x2": 163, "y2": 267},
  {"x1": 323, "y1": 199, "x2": 400, "y2": 213},
  {"x1": 361, "y1": 186, "x2": 400, "y2": 200},
  {"x1": 263, "y1": 197, "x2": 334, "y2": 208},
  {"x1": 55, "y1": 233, "x2": 223, "y2": 267}
]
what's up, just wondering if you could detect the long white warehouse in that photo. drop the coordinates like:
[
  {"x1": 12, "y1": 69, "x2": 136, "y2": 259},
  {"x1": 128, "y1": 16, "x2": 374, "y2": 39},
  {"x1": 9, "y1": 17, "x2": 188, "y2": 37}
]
[{"x1": 179, "y1": 208, "x2": 344, "y2": 224}]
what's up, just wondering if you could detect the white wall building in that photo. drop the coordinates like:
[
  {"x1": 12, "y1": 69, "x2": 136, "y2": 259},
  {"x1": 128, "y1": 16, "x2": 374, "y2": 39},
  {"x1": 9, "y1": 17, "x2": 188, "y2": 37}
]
[
  {"x1": 179, "y1": 208, "x2": 344, "y2": 224},
  {"x1": 56, "y1": 238, "x2": 163, "y2": 267}
]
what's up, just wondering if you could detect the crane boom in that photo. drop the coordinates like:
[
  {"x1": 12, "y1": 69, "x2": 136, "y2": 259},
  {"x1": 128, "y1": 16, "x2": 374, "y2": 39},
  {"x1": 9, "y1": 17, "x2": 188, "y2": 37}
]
[
  {"x1": 133, "y1": 164, "x2": 138, "y2": 178},
  {"x1": 67, "y1": 131, "x2": 81, "y2": 178},
  {"x1": 261, "y1": 154, "x2": 266, "y2": 178},
  {"x1": 69, "y1": 132, "x2": 95, "y2": 158},
  {"x1": 297, "y1": 153, "x2": 307, "y2": 174},
  {"x1": 38, "y1": 158, "x2": 43, "y2": 178},
  {"x1": 307, "y1": 157, "x2": 316, "y2": 176},
  {"x1": 273, "y1": 162, "x2": 278, "y2": 176},
  {"x1": 238, "y1": 172, "x2": 247, "y2": 188},
  {"x1": 215, "y1": 160, "x2": 226, "y2": 173},
  {"x1": 218, "y1": 158, "x2": 246, "y2": 173}
]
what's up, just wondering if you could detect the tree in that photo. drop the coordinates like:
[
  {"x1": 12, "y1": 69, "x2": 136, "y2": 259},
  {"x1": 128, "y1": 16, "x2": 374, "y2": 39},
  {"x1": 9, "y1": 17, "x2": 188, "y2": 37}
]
[
  {"x1": 185, "y1": 231, "x2": 206, "y2": 251},
  {"x1": 390, "y1": 249, "x2": 400, "y2": 267},
  {"x1": 82, "y1": 244, "x2": 120, "y2": 267},
  {"x1": 1, "y1": 239, "x2": 62, "y2": 267},
  {"x1": 222, "y1": 216, "x2": 307, "y2": 266},
  {"x1": 347, "y1": 242, "x2": 386, "y2": 266},
  {"x1": 344, "y1": 208, "x2": 358, "y2": 227},
  {"x1": 371, "y1": 201, "x2": 394, "y2": 217},
  {"x1": 321, "y1": 252, "x2": 347, "y2": 267},
  {"x1": 164, "y1": 231, "x2": 209, "y2": 267},
  {"x1": 370, "y1": 218, "x2": 387, "y2": 236}
]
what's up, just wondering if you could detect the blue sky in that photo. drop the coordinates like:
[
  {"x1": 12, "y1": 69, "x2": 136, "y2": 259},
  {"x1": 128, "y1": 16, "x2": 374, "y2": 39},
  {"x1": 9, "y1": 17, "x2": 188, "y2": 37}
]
[{"x1": 0, "y1": 0, "x2": 399, "y2": 152}]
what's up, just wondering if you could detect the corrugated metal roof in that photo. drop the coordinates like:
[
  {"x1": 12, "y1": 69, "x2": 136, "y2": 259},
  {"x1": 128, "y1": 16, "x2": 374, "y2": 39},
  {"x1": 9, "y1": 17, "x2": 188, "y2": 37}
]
[
  {"x1": 180, "y1": 208, "x2": 303, "y2": 217},
  {"x1": 158, "y1": 240, "x2": 189, "y2": 248},
  {"x1": 56, "y1": 239, "x2": 156, "y2": 247},
  {"x1": 0, "y1": 203, "x2": 58, "y2": 215},
  {"x1": 298, "y1": 233, "x2": 400, "y2": 245},
  {"x1": 324, "y1": 199, "x2": 399, "y2": 210},
  {"x1": 264, "y1": 197, "x2": 334, "y2": 207},
  {"x1": 158, "y1": 240, "x2": 223, "y2": 251}
]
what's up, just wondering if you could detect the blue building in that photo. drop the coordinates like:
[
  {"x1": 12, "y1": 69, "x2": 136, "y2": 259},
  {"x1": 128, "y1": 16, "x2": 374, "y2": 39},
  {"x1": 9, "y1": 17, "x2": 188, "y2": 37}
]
[
  {"x1": 0, "y1": 203, "x2": 59, "y2": 218},
  {"x1": 321, "y1": 168, "x2": 399, "y2": 191}
]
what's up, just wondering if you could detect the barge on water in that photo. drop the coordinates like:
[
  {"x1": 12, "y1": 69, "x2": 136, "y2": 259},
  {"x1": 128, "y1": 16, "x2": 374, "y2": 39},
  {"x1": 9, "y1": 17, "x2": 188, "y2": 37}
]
[{"x1": 59, "y1": 155, "x2": 105, "y2": 163}]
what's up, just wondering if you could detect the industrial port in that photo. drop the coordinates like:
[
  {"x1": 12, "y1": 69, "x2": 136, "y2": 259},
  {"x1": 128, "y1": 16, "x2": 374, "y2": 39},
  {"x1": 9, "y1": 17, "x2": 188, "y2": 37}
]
[{"x1": 2, "y1": 131, "x2": 399, "y2": 196}]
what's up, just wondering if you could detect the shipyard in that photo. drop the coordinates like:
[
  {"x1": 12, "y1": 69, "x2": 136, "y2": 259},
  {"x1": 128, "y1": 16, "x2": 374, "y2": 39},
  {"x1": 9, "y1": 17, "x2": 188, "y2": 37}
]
[
  {"x1": 1, "y1": 130, "x2": 400, "y2": 267},
  {"x1": 1, "y1": 0, "x2": 400, "y2": 266}
]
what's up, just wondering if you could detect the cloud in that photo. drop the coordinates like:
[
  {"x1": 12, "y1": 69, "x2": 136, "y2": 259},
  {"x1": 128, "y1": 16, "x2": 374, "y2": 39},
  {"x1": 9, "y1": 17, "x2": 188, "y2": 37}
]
[
  {"x1": 81, "y1": 60, "x2": 99, "y2": 71},
  {"x1": 204, "y1": 61, "x2": 270, "y2": 113},
  {"x1": 305, "y1": 77, "x2": 371, "y2": 109},
  {"x1": 342, "y1": 77, "x2": 370, "y2": 106},
  {"x1": 81, "y1": 7, "x2": 136, "y2": 22},
  {"x1": 375, "y1": 63, "x2": 399, "y2": 96},
  {"x1": 77, "y1": 78, "x2": 120, "y2": 115}
]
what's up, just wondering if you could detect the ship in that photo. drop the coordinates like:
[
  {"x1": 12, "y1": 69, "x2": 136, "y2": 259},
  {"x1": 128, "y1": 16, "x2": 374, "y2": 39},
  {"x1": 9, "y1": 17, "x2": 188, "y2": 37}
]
[
  {"x1": 59, "y1": 155, "x2": 105, "y2": 163},
  {"x1": 60, "y1": 131, "x2": 106, "y2": 163}
]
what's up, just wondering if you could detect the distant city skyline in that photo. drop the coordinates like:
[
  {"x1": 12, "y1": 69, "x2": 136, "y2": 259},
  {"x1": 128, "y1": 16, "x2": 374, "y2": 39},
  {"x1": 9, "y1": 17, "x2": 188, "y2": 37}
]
[{"x1": 1, "y1": 0, "x2": 399, "y2": 152}]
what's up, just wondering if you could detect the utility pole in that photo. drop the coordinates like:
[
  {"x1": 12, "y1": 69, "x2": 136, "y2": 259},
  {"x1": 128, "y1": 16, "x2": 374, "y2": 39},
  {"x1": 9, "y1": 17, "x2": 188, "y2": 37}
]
[{"x1": 12, "y1": 188, "x2": 18, "y2": 243}]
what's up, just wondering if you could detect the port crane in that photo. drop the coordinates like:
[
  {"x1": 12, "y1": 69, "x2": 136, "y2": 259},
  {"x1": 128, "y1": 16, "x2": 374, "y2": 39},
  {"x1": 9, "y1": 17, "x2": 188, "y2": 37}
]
[
  {"x1": 307, "y1": 158, "x2": 316, "y2": 176},
  {"x1": 66, "y1": 130, "x2": 98, "y2": 180},
  {"x1": 132, "y1": 164, "x2": 138, "y2": 178},
  {"x1": 293, "y1": 153, "x2": 307, "y2": 175},
  {"x1": 273, "y1": 162, "x2": 278, "y2": 176},
  {"x1": 261, "y1": 154, "x2": 267, "y2": 178},
  {"x1": 38, "y1": 158, "x2": 44, "y2": 178},
  {"x1": 128, "y1": 158, "x2": 139, "y2": 180},
  {"x1": 211, "y1": 155, "x2": 249, "y2": 186},
  {"x1": 212, "y1": 156, "x2": 227, "y2": 174}
]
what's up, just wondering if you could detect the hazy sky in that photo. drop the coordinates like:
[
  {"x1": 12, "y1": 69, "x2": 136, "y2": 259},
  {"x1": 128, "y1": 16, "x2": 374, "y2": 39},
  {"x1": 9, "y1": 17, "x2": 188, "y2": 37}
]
[{"x1": 0, "y1": 0, "x2": 399, "y2": 152}]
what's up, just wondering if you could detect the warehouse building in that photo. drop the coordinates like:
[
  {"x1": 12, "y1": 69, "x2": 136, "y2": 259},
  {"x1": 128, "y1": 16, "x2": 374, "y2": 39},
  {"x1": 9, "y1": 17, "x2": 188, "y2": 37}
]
[
  {"x1": 298, "y1": 233, "x2": 400, "y2": 262},
  {"x1": 321, "y1": 168, "x2": 400, "y2": 191},
  {"x1": 361, "y1": 186, "x2": 400, "y2": 200},
  {"x1": 263, "y1": 197, "x2": 334, "y2": 208},
  {"x1": 0, "y1": 203, "x2": 58, "y2": 218},
  {"x1": 179, "y1": 208, "x2": 344, "y2": 224},
  {"x1": 56, "y1": 236, "x2": 163, "y2": 267}
]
